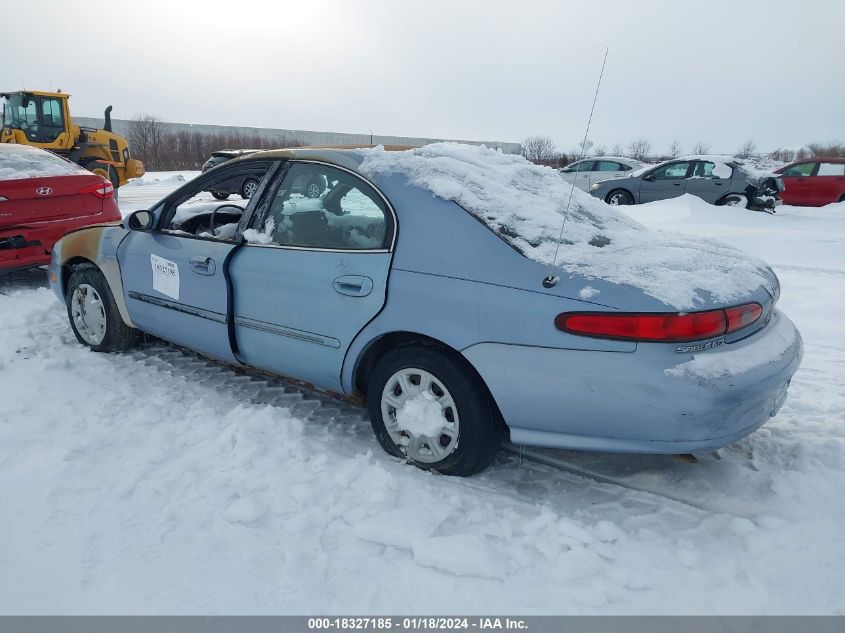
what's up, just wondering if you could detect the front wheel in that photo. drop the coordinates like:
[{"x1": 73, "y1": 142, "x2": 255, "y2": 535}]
[
  {"x1": 66, "y1": 268, "x2": 139, "y2": 352},
  {"x1": 606, "y1": 189, "x2": 634, "y2": 206},
  {"x1": 366, "y1": 345, "x2": 503, "y2": 476}
]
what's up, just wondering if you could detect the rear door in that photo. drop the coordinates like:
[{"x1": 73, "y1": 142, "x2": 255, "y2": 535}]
[
  {"x1": 117, "y1": 160, "x2": 275, "y2": 363},
  {"x1": 814, "y1": 161, "x2": 845, "y2": 205},
  {"x1": 639, "y1": 161, "x2": 691, "y2": 203},
  {"x1": 560, "y1": 160, "x2": 595, "y2": 190},
  {"x1": 779, "y1": 161, "x2": 817, "y2": 205},
  {"x1": 592, "y1": 160, "x2": 626, "y2": 187},
  {"x1": 685, "y1": 160, "x2": 730, "y2": 203},
  {"x1": 229, "y1": 161, "x2": 395, "y2": 393}
]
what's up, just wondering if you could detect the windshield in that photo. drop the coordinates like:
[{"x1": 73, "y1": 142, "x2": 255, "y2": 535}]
[{"x1": 2, "y1": 94, "x2": 37, "y2": 132}]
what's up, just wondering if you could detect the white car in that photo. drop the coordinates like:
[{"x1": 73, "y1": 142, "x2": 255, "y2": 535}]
[{"x1": 559, "y1": 157, "x2": 647, "y2": 191}]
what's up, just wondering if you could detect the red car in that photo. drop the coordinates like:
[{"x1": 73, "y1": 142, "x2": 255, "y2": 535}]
[
  {"x1": 775, "y1": 157, "x2": 845, "y2": 207},
  {"x1": 1, "y1": 144, "x2": 120, "y2": 273}
]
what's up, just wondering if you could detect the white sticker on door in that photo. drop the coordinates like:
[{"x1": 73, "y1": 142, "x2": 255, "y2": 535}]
[{"x1": 150, "y1": 254, "x2": 180, "y2": 300}]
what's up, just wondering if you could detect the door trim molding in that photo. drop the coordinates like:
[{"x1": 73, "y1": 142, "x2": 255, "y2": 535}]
[
  {"x1": 127, "y1": 291, "x2": 227, "y2": 324},
  {"x1": 234, "y1": 315, "x2": 341, "y2": 349}
]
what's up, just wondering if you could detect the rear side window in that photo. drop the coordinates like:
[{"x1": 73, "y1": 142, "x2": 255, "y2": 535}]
[
  {"x1": 596, "y1": 161, "x2": 622, "y2": 171},
  {"x1": 818, "y1": 162, "x2": 845, "y2": 176},
  {"x1": 782, "y1": 162, "x2": 817, "y2": 177},
  {"x1": 246, "y1": 162, "x2": 390, "y2": 251}
]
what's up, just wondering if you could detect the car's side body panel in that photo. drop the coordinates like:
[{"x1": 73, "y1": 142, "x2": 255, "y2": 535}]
[
  {"x1": 465, "y1": 310, "x2": 802, "y2": 453},
  {"x1": 48, "y1": 223, "x2": 136, "y2": 327},
  {"x1": 230, "y1": 245, "x2": 392, "y2": 392},
  {"x1": 117, "y1": 231, "x2": 238, "y2": 364}
]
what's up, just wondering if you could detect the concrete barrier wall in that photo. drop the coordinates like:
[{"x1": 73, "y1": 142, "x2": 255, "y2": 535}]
[{"x1": 75, "y1": 116, "x2": 522, "y2": 154}]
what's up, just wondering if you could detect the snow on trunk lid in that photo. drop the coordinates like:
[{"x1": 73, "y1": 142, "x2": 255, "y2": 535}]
[{"x1": 358, "y1": 143, "x2": 775, "y2": 311}]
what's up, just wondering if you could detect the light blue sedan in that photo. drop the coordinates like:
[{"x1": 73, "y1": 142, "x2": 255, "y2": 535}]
[{"x1": 48, "y1": 145, "x2": 803, "y2": 476}]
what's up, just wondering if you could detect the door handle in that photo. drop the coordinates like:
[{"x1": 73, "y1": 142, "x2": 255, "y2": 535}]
[
  {"x1": 333, "y1": 275, "x2": 373, "y2": 297},
  {"x1": 189, "y1": 256, "x2": 216, "y2": 275},
  {"x1": 673, "y1": 182, "x2": 682, "y2": 186}
]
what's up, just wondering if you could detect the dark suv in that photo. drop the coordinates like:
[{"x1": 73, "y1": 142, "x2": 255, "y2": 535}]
[
  {"x1": 202, "y1": 149, "x2": 328, "y2": 201},
  {"x1": 201, "y1": 150, "x2": 262, "y2": 200}
]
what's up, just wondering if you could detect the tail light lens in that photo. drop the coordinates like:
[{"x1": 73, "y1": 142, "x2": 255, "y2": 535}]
[
  {"x1": 556, "y1": 303, "x2": 763, "y2": 343},
  {"x1": 79, "y1": 179, "x2": 114, "y2": 199}
]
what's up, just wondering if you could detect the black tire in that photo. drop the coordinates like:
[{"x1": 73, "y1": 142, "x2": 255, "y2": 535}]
[
  {"x1": 366, "y1": 345, "x2": 503, "y2": 476},
  {"x1": 211, "y1": 191, "x2": 230, "y2": 200},
  {"x1": 240, "y1": 178, "x2": 259, "y2": 199},
  {"x1": 304, "y1": 178, "x2": 323, "y2": 198},
  {"x1": 839, "y1": 194, "x2": 845, "y2": 203},
  {"x1": 605, "y1": 189, "x2": 634, "y2": 206},
  {"x1": 82, "y1": 159, "x2": 119, "y2": 191},
  {"x1": 718, "y1": 193, "x2": 749, "y2": 209},
  {"x1": 66, "y1": 267, "x2": 139, "y2": 352}
]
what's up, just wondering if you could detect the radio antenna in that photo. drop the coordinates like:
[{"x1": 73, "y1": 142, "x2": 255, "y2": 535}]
[{"x1": 543, "y1": 47, "x2": 609, "y2": 289}]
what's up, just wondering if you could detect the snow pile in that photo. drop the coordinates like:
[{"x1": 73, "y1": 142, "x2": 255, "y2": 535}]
[
  {"x1": 0, "y1": 143, "x2": 88, "y2": 180},
  {"x1": 125, "y1": 173, "x2": 186, "y2": 187},
  {"x1": 359, "y1": 144, "x2": 773, "y2": 309}
]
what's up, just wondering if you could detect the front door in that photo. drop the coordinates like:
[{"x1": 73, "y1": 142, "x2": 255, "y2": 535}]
[
  {"x1": 229, "y1": 161, "x2": 395, "y2": 393},
  {"x1": 117, "y1": 160, "x2": 274, "y2": 363},
  {"x1": 640, "y1": 160, "x2": 691, "y2": 203},
  {"x1": 779, "y1": 161, "x2": 817, "y2": 205}
]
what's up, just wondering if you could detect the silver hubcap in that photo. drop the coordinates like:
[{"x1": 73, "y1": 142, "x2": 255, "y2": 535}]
[
  {"x1": 727, "y1": 197, "x2": 741, "y2": 206},
  {"x1": 380, "y1": 368, "x2": 459, "y2": 464},
  {"x1": 306, "y1": 183, "x2": 321, "y2": 198},
  {"x1": 609, "y1": 193, "x2": 625, "y2": 206},
  {"x1": 70, "y1": 284, "x2": 107, "y2": 345},
  {"x1": 243, "y1": 181, "x2": 257, "y2": 197}
]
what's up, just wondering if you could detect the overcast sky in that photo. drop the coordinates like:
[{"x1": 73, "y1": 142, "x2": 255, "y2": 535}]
[{"x1": 4, "y1": 0, "x2": 843, "y2": 154}]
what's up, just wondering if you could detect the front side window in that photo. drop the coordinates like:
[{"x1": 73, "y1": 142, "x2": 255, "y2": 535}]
[
  {"x1": 248, "y1": 162, "x2": 389, "y2": 250},
  {"x1": 162, "y1": 162, "x2": 273, "y2": 240},
  {"x1": 782, "y1": 162, "x2": 817, "y2": 177},
  {"x1": 652, "y1": 162, "x2": 691, "y2": 180}
]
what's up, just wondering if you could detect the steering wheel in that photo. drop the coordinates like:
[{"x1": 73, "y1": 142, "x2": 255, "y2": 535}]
[{"x1": 208, "y1": 203, "x2": 244, "y2": 236}]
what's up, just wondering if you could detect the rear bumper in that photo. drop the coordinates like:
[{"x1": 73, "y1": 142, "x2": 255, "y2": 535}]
[
  {"x1": 2, "y1": 209, "x2": 120, "y2": 273},
  {"x1": 463, "y1": 310, "x2": 803, "y2": 454}
]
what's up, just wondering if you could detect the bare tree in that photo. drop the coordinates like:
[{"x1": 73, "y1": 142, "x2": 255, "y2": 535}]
[
  {"x1": 126, "y1": 114, "x2": 167, "y2": 170},
  {"x1": 668, "y1": 140, "x2": 683, "y2": 158},
  {"x1": 593, "y1": 145, "x2": 607, "y2": 156},
  {"x1": 737, "y1": 140, "x2": 757, "y2": 159},
  {"x1": 611, "y1": 143, "x2": 625, "y2": 157},
  {"x1": 691, "y1": 141, "x2": 711, "y2": 155},
  {"x1": 627, "y1": 138, "x2": 652, "y2": 161},
  {"x1": 521, "y1": 135, "x2": 558, "y2": 164},
  {"x1": 806, "y1": 142, "x2": 845, "y2": 158}
]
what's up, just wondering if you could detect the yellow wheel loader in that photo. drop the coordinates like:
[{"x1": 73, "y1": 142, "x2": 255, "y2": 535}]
[{"x1": 0, "y1": 90, "x2": 144, "y2": 188}]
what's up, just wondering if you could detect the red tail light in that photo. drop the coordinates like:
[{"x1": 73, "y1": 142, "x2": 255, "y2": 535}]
[
  {"x1": 78, "y1": 179, "x2": 114, "y2": 199},
  {"x1": 556, "y1": 303, "x2": 763, "y2": 342}
]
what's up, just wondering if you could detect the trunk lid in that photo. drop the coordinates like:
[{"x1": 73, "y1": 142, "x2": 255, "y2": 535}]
[{"x1": 0, "y1": 174, "x2": 105, "y2": 229}]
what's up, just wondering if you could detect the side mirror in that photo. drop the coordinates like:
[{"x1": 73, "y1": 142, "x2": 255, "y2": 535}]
[
  {"x1": 127, "y1": 209, "x2": 155, "y2": 231},
  {"x1": 642, "y1": 173, "x2": 655, "y2": 182}
]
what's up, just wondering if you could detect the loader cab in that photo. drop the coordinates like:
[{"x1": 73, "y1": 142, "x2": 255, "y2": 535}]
[{"x1": 1, "y1": 91, "x2": 70, "y2": 147}]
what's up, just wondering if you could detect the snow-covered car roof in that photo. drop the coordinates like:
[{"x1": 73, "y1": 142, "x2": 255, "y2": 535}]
[{"x1": 0, "y1": 143, "x2": 89, "y2": 181}]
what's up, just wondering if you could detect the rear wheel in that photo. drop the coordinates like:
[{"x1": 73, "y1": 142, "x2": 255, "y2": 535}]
[
  {"x1": 66, "y1": 268, "x2": 139, "y2": 352},
  {"x1": 211, "y1": 191, "x2": 229, "y2": 200},
  {"x1": 305, "y1": 178, "x2": 323, "y2": 198},
  {"x1": 366, "y1": 345, "x2": 502, "y2": 476},
  {"x1": 720, "y1": 194, "x2": 749, "y2": 208},
  {"x1": 606, "y1": 189, "x2": 634, "y2": 206},
  {"x1": 839, "y1": 194, "x2": 845, "y2": 203},
  {"x1": 240, "y1": 178, "x2": 259, "y2": 199}
]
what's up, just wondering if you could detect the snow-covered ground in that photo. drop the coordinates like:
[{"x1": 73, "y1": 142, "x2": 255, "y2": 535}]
[{"x1": 1, "y1": 175, "x2": 844, "y2": 614}]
